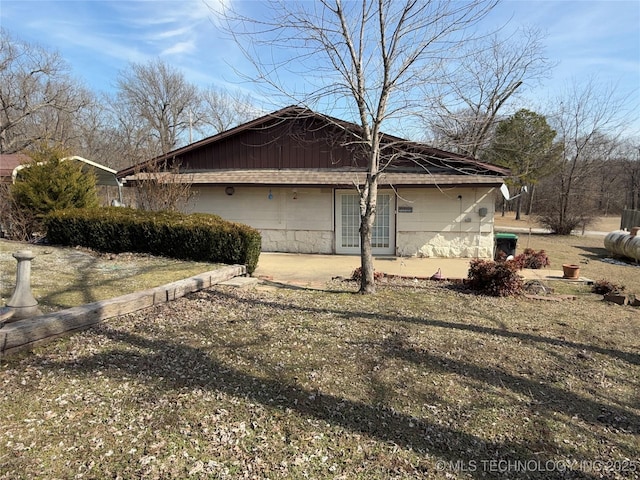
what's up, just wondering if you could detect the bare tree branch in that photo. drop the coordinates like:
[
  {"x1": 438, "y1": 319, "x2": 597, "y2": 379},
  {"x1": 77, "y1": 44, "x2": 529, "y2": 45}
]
[
  {"x1": 427, "y1": 27, "x2": 553, "y2": 156},
  {"x1": 0, "y1": 29, "x2": 91, "y2": 154},
  {"x1": 212, "y1": 0, "x2": 498, "y2": 293},
  {"x1": 116, "y1": 59, "x2": 201, "y2": 155}
]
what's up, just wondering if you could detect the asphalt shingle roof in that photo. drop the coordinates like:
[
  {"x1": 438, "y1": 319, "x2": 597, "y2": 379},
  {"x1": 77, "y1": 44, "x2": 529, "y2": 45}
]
[{"x1": 122, "y1": 169, "x2": 504, "y2": 187}]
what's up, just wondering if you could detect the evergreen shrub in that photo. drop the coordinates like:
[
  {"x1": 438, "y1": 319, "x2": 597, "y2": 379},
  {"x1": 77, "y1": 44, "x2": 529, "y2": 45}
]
[{"x1": 46, "y1": 207, "x2": 262, "y2": 273}]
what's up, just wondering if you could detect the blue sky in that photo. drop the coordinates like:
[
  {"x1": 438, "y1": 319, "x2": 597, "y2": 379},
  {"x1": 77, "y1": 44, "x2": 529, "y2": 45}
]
[{"x1": 1, "y1": 0, "x2": 639, "y2": 137}]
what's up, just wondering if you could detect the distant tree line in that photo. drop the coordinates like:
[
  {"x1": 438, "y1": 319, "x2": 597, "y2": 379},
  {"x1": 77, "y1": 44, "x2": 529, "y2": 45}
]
[
  {"x1": 0, "y1": 28, "x2": 256, "y2": 170},
  {"x1": 1, "y1": 17, "x2": 638, "y2": 242}
]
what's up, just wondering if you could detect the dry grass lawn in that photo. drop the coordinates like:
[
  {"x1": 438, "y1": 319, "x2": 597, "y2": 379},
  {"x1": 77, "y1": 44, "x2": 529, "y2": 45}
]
[
  {"x1": 1, "y1": 227, "x2": 639, "y2": 479},
  {"x1": 494, "y1": 214, "x2": 622, "y2": 233},
  {"x1": 0, "y1": 239, "x2": 220, "y2": 313}
]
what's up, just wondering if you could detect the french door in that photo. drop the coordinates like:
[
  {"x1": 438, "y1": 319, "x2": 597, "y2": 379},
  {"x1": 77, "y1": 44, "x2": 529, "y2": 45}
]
[{"x1": 335, "y1": 191, "x2": 395, "y2": 255}]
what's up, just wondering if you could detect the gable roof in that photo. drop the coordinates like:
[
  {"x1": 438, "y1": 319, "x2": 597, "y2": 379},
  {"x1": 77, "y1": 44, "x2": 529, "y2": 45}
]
[
  {"x1": 10, "y1": 155, "x2": 121, "y2": 187},
  {"x1": 117, "y1": 106, "x2": 508, "y2": 187}
]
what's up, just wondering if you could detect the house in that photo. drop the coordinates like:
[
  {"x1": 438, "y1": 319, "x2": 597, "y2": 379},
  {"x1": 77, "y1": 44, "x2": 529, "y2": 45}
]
[
  {"x1": 6, "y1": 155, "x2": 124, "y2": 204},
  {"x1": 117, "y1": 106, "x2": 509, "y2": 258},
  {"x1": 0, "y1": 154, "x2": 30, "y2": 184}
]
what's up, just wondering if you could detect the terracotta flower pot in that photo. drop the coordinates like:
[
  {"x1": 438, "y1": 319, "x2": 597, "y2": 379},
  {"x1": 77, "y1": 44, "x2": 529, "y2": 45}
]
[{"x1": 562, "y1": 264, "x2": 580, "y2": 279}]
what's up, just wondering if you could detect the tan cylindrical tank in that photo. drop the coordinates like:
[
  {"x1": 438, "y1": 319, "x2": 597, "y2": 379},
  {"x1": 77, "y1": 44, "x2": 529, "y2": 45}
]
[{"x1": 604, "y1": 231, "x2": 640, "y2": 261}]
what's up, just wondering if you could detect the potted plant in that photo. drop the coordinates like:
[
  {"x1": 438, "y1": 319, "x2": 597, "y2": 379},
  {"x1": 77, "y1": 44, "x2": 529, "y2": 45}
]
[{"x1": 562, "y1": 264, "x2": 580, "y2": 279}]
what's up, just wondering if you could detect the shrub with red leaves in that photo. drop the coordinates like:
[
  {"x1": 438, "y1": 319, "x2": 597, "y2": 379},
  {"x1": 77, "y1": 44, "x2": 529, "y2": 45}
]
[
  {"x1": 467, "y1": 259, "x2": 524, "y2": 297},
  {"x1": 513, "y1": 248, "x2": 551, "y2": 269}
]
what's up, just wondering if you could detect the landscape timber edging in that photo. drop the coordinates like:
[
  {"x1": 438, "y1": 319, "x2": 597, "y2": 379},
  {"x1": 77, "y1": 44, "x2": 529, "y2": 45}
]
[{"x1": 0, "y1": 264, "x2": 246, "y2": 357}]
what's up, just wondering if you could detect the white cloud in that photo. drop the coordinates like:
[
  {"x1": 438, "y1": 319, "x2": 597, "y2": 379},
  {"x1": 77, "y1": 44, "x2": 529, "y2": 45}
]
[
  {"x1": 149, "y1": 26, "x2": 194, "y2": 41},
  {"x1": 161, "y1": 41, "x2": 196, "y2": 56}
]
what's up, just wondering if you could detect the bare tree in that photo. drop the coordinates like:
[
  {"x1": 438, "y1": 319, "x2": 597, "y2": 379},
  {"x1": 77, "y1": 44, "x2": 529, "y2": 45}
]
[
  {"x1": 590, "y1": 139, "x2": 631, "y2": 216},
  {"x1": 200, "y1": 87, "x2": 257, "y2": 135},
  {"x1": 0, "y1": 29, "x2": 91, "y2": 153},
  {"x1": 0, "y1": 182, "x2": 36, "y2": 241},
  {"x1": 219, "y1": 0, "x2": 497, "y2": 293},
  {"x1": 428, "y1": 27, "x2": 552, "y2": 156},
  {"x1": 537, "y1": 80, "x2": 628, "y2": 234},
  {"x1": 116, "y1": 59, "x2": 201, "y2": 155},
  {"x1": 103, "y1": 93, "x2": 162, "y2": 169},
  {"x1": 0, "y1": 29, "x2": 138, "y2": 173},
  {"x1": 70, "y1": 97, "x2": 122, "y2": 169},
  {"x1": 622, "y1": 142, "x2": 640, "y2": 211}
]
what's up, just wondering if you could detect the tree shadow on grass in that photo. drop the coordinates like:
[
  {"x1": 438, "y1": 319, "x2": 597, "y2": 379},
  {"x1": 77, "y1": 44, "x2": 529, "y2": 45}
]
[
  {"x1": 44, "y1": 324, "x2": 610, "y2": 480},
  {"x1": 0, "y1": 249, "x2": 105, "y2": 310},
  {"x1": 258, "y1": 278, "x2": 356, "y2": 293},
  {"x1": 576, "y1": 245, "x2": 617, "y2": 262},
  {"x1": 209, "y1": 288, "x2": 640, "y2": 368},
  {"x1": 35, "y1": 252, "x2": 204, "y2": 310},
  {"x1": 380, "y1": 333, "x2": 638, "y2": 439},
  {"x1": 202, "y1": 288, "x2": 640, "y2": 432},
  {"x1": 36, "y1": 252, "x2": 102, "y2": 307}
]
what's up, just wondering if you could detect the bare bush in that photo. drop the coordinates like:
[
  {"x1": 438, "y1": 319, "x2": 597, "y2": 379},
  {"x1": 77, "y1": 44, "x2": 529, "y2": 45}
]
[
  {"x1": 0, "y1": 183, "x2": 37, "y2": 241},
  {"x1": 131, "y1": 160, "x2": 195, "y2": 213}
]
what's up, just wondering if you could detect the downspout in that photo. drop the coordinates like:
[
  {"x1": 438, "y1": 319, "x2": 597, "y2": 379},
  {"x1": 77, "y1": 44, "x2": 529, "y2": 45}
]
[{"x1": 117, "y1": 178, "x2": 125, "y2": 205}]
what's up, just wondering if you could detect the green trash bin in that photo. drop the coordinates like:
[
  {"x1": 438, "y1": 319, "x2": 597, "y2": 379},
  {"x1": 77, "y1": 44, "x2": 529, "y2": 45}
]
[{"x1": 494, "y1": 233, "x2": 518, "y2": 260}]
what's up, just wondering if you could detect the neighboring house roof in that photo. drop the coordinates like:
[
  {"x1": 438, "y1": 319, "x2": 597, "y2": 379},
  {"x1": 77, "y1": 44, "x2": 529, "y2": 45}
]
[
  {"x1": 11, "y1": 155, "x2": 122, "y2": 187},
  {"x1": 118, "y1": 105, "x2": 509, "y2": 186},
  {"x1": 62, "y1": 156, "x2": 122, "y2": 188},
  {"x1": 0, "y1": 154, "x2": 30, "y2": 183}
]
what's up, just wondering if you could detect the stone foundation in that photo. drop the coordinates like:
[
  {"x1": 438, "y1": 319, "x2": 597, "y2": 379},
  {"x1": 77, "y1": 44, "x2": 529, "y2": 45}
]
[
  {"x1": 260, "y1": 230, "x2": 333, "y2": 254},
  {"x1": 397, "y1": 232, "x2": 493, "y2": 258},
  {"x1": 259, "y1": 230, "x2": 493, "y2": 258}
]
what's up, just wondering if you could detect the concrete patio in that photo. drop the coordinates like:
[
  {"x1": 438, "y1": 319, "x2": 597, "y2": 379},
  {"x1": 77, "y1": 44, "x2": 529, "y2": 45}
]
[{"x1": 252, "y1": 252, "x2": 589, "y2": 287}]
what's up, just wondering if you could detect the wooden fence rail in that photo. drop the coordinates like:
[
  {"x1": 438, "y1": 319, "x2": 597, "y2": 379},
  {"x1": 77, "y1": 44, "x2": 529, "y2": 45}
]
[{"x1": 0, "y1": 265, "x2": 246, "y2": 357}]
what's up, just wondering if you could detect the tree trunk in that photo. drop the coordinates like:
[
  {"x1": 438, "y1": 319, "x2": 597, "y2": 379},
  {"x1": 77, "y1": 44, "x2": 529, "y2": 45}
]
[
  {"x1": 359, "y1": 176, "x2": 377, "y2": 294},
  {"x1": 515, "y1": 196, "x2": 522, "y2": 220},
  {"x1": 630, "y1": 171, "x2": 638, "y2": 210},
  {"x1": 526, "y1": 185, "x2": 535, "y2": 216}
]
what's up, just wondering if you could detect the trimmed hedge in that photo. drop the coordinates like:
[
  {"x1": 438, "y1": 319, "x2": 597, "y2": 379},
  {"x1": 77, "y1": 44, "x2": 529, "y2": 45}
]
[{"x1": 45, "y1": 207, "x2": 262, "y2": 274}]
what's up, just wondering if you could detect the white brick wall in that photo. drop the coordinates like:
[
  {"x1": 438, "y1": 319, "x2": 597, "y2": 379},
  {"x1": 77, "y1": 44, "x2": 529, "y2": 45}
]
[{"x1": 192, "y1": 185, "x2": 496, "y2": 258}]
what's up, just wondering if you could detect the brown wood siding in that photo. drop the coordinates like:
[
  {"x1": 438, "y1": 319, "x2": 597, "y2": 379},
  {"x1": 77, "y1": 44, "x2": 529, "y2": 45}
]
[
  {"x1": 117, "y1": 106, "x2": 509, "y2": 180},
  {"x1": 170, "y1": 117, "x2": 361, "y2": 172}
]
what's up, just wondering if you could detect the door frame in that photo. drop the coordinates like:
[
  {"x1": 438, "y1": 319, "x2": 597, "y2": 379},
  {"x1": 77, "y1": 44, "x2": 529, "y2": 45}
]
[{"x1": 334, "y1": 189, "x2": 396, "y2": 255}]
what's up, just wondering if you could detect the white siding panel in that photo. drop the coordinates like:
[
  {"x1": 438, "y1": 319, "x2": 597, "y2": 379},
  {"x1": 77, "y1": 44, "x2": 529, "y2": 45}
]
[
  {"x1": 192, "y1": 186, "x2": 334, "y2": 253},
  {"x1": 284, "y1": 188, "x2": 333, "y2": 230},
  {"x1": 395, "y1": 187, "x2": 496, "y2": 258},
  {"x1": 193, "y1": 186, "x2": 332, "y2": 230},
  {"x1": 396, "y1": 187, "x2": 495, "y2": 233},
  {"x1": 195, "y1": 186, "x2": 283, "y2": 228},
  {"x1": 187, "y1": 185, "x2": 497, "y2": 257}
]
